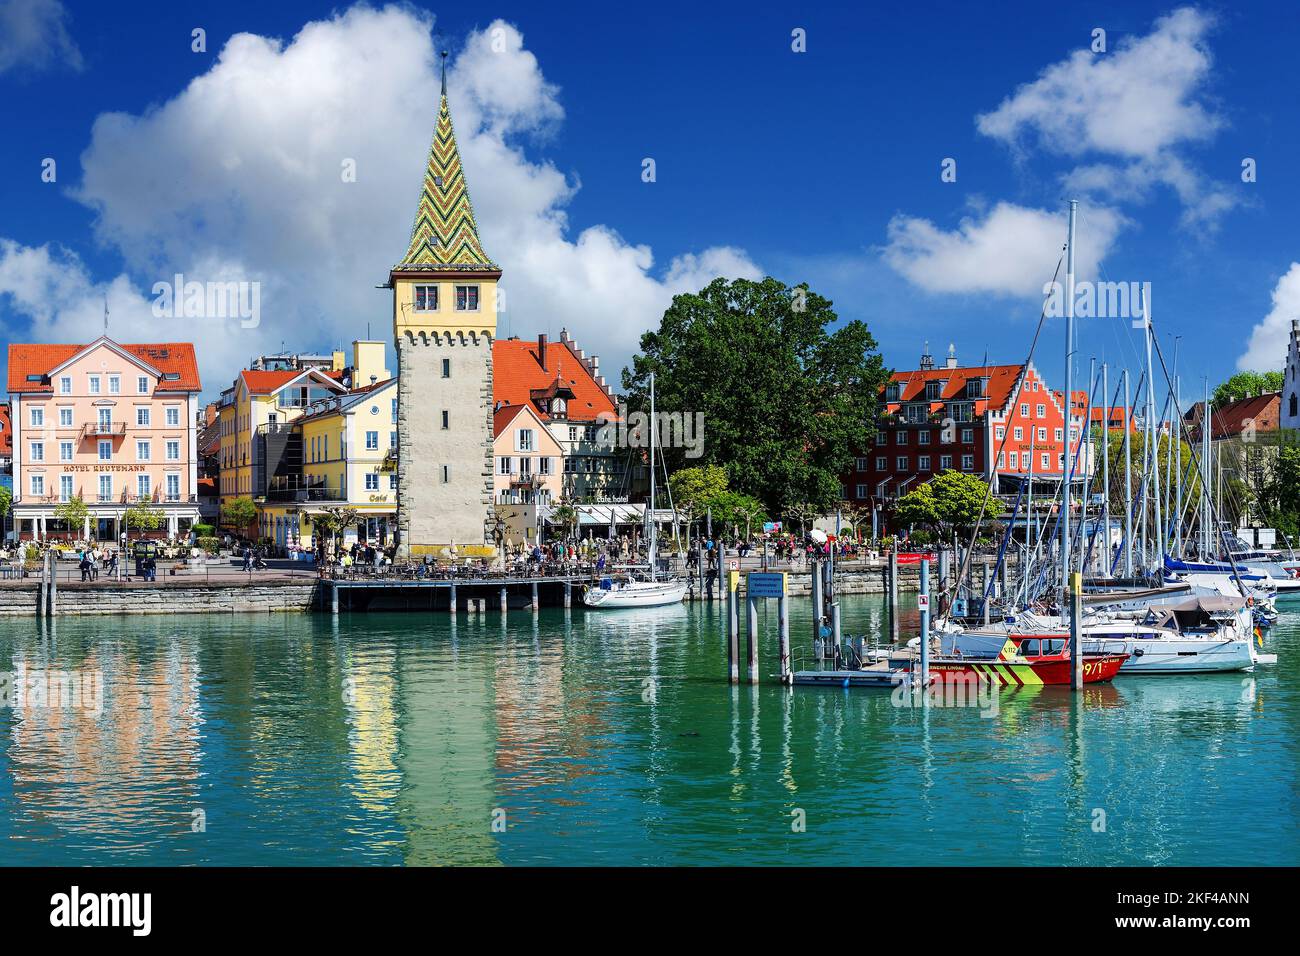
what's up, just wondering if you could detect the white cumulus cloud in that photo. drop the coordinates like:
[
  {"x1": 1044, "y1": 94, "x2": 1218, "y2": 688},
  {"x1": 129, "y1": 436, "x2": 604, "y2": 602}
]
[
  {"x1": 976, "y1": 6, "x2": 1235, "y2": 230},
  {"x1": 0, "y1": 0, "x2": 82, "y2": 75},
  {"x1": 1, "y1": 4, "x2": 757, "y2": 393},
  {"x1": 1238, "y1": 263, "x2": 1300, "y2": 373},
  {"x1": 881, "y1": 202, "x2": 1125, "y2": 297}
]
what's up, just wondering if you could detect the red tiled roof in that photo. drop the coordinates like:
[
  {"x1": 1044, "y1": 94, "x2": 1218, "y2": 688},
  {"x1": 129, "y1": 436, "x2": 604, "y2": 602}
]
[
  {"x1": 493, "y1": 403, "x2": 528, "y2": 438},
  {"x1": 883, "y1": 364, "x2": 1024, "y2": 416},
  {"x1": 0, "y1": 402, "x2": 11, "y2": 456},
  {"x1": 1194, "y1": 393, "x2": 1280, "y2": 440},
  {"x1": 8, "y1": 339, "x2": 201, "y2": 393},
  {"x1": 493, "y1": 338, "x2": 617, "y2": 422}
]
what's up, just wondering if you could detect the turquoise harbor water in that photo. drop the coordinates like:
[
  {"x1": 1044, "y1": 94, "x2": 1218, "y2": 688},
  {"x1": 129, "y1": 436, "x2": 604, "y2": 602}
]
[{"x1": 0, "y1": 595, "x2": 1296, "y2": 866}]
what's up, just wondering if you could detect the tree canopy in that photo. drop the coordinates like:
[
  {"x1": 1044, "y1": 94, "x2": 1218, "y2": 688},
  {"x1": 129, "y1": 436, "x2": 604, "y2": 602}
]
[
  {"x1": 623, "y1": 276, "x2": 888, "y2": 518},
  {"x1": 1212, "y1": 370, "x2": 1282, "y2": 408},
  {"x1": 892, "y1": 471, "x2": 1001, "y2": 538}
]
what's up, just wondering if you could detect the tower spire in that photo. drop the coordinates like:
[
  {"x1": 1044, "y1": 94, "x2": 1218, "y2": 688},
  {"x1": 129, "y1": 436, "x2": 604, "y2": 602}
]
[{"x1": 396, "y1": 51, "x2": 496, "y2": 271}]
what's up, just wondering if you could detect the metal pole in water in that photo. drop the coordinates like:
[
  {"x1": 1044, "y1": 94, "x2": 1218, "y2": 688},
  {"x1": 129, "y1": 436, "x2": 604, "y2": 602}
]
[
  {"x1": 888, "y1": 549, "x2": 899, "y2": 644},
  {"x1": 919, "y1": 558, "x2": 930, "y2": 688},
  {"x1": 500, "y1": 585, "x2": 508, "y2": 615},
  {"x1": 531, "y1": 580, "x2": 539, "y2": 612},
  {"x1": 811, "y1": 558, "x2": 824, "y2": 655},
  {"x1": 746, "y1": 590, "x2": 759, "y2": 685},
  {"x1": 727, "y1": 571, "x2": 739, "y2": 684},
  {"x1": 778, "y1": 592, "x2": 791, "y2": 684},
  {"x1": 1070, "y1": 571, "x2": 1083, "y2": 690},
  {"x1": 449, "y1": 582, "x2": 457, "y2": 615}
]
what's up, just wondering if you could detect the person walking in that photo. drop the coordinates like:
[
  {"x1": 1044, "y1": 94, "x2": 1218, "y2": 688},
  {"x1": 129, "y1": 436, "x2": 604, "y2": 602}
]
[
  {"x1": 243, "y1": 546, "x2": 252, "y2": 572},
  {"x1": 79, "y1": 553, "x2": 92, "y2": 582}
]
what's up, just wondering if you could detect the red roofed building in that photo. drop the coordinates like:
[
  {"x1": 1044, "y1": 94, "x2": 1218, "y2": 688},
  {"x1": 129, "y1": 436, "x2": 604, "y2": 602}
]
[
  {"x1": 492, "y1": 328, "x2": 625, "y2": 502},
  {"x1": 844, "y1": 344, "x2": 1090, "y2": 525},
  {"x1": 6, "y1": 335, "x2": 204, "y2": 542},
  {"x1": 0, "y1": 401, "x2": 11, "y2": 471}
]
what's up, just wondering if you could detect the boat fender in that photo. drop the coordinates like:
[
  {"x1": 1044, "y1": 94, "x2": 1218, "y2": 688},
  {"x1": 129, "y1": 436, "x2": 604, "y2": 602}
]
[{"x1": 1133, "y1": 648, "x2": 1144, "y2": 657}]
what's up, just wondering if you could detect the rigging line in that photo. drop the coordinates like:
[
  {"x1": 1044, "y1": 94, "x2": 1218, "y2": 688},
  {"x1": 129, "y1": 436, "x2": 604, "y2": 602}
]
[{"x1": 938, "y1": 245, "x2": 1066, "y2": 623}]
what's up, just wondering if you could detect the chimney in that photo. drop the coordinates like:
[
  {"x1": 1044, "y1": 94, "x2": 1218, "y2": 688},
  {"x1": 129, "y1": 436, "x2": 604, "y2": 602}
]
[
  {"x1": 538, "y1": 333, "x2": 548, "y2": 371},
  {"x1": 945, "y1": 343, "x2": 958, "y2": 370}
]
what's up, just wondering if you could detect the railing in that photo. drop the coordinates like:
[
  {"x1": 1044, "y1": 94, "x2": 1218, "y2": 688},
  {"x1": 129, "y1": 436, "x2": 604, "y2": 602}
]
[
  {"x1": 265, "y1": 487, "x2": 346, "y2": 503},
  {"x1": 81, "y1": 421, "x2": 126, "y2": 437}
]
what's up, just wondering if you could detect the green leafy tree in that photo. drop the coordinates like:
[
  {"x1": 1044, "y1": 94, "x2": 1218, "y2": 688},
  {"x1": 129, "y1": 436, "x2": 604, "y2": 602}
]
[
  {"x1": 1212, "y1": 370, "x2": 1283, "y2": 408},
  {"x1": 221, "y1": 497, "x2": 258, "y2": 534},
  {"x1": 710, "y1": 490, "x2": 768, "y2": 539},
  {"x1": 54, "y1": 494, "x2": 90, "y2": 539},
  {"x1": 307, "y1": 506, "x2": 359, "y2": 560},
  {"x1": 0, "y1": 484, "x2": 12, "y2": 525},
  {"x1": 623, "y1": 276, "x2": 889, "y2": 517},
  {"x1": 893, "y1": 471, "x2": 1001, "y2": 538},
  {"x1": 549, "y1": 501, "x2": 579, "y2": 540},
  {"x1": 124, "y1": 499, "x2": 164, "y2": 541}
]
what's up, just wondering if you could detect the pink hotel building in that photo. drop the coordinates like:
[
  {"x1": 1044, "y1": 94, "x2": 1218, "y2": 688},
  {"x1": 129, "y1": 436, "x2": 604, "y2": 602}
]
[{"x1": 6, "y1": 336, "x2": 203, "y2": 542}]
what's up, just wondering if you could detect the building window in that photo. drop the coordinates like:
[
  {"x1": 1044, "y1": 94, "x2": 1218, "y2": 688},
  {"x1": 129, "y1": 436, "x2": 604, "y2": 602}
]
[
  {"x1": 918, "y1": 430, "x2": 931, "y2": 445},
  {"x1": 137, "y1": 440, "x2": 151, "y2": 461},
  {"x1": 137, "y1": 408, "x2": 151, "y2": 427},
  {"x1": 855, "y1": 457, "x2": 867, "y2": 471},
  {"x1": 138, "y1": 376, "x2": 150, "y2": 394},
  {"x1": 365, "y1": 431, "x2": 379, "y2": 450},
  {"x1": 961, "y1": 454, "x2": 974, "y2": 471},
  {"x1": 390, "y1": 431, "x2": 397, "y2": 449},
  {"x1": 1055, "y1": 427, "x2": 1063, "y2": 441},
  {"x1": 539, "y1": 456, "x2": 552, "y2": 475},
  {"x1": 59, "y1": 376, "x2": 71, "y2": 394},
  {"x1": 138, "y1": 475, "x2": 151, "y2": 499},
  {"x1": 855, "y1": 484, "x2": 867, "y2": 498},
  {"x1": 167, "y1": 407, "x2": 180, "y2": 426},
  {"x1": 166, "y1": 440, "x2": 180, "y2": 461},
  {"x1": 99, "y1": 475, "x2": 113, "y2": 501},
  {"x1": 499, "y1": 457, "x2": 513, "y2": 475},
  {"x1": 109, "y1": 376, "x2": 120, "y2": 395},
  {"x1": 518, "y1": 429, "x2": 534, "y2": 451},
  {"x1": 30, "y1": 475, "x2": 44, "y2": 497},
  {"x1": 1045, "y1": 453, "x2": 1053, "y2": 469},
  {"x1": 1009, "y1": 452, "x2": 1018, "y2": 469},
  {"x1": 441, "y1": 358, "x2": 451, "y2": 378},
  {"x1": 89, "y1": 375, "x2": 100, "y2": 395},
  {"x1": 389, "y1": 475, "x2": 398, "y2": 490},
  {"x1": 995, "y1": 426, "x2": 1005, "y2": 440},
  {"x1": 1020, "y1": 404, "x2": 1029, "y2": 417},
  {"x1": 961, "y1": 428, "x2": 973, "y2": 443},
  {"x1": 455, "y1": 285, "x2": 480, "y2": 311},
  {"x1": 875, "y1": 432, "x2": 887, "y2": 446},
  {"x1": 60, "y1": 475, "x2": 73, "y2": 502},
  {"x1": 1013, "y1": 427, "x2": 1023, "y2": 441},
  {"x1": 391, "y1": 399, "x2": 398, "y2": 423},
  {"x1": 29, "y1": 441, "x2": 44, "y2": 462},
  {"x1": 897, "y1": 431, "x2": 908, "y2": 445},
  {"x1": 166, "y1": 474, "x2": 180, "y2": 500},
  {"x1": 520, "y1": 457, "x2": 533, "y2": 476},
  {"x1": 876, "y1": 456, "x2": 887, "y2": 470},
  {"x1": 30, "y1": 406, "x2": 43, "y2": 427},
  {"x1": 59, "y1": 407, "x2": 73, "y2": 426},
  {"x1": 365, "y1": 474, "x2": 379, "y2": 491},
  {"x1": 441, "y1": 465, "x2": 450, "y2": 483},
  {"x1": 59, "y1": 441, "x2": 73, "y2": 462},
  {"x1": 919, "y1": 455, "x2": 931, "y2": 470},
  {"x1": 896, "y1": 456, "x2": 908, "y2": 471},
  {"x1": 441, "y1": 410, "x2": 449, "y2": 430},
  {"x1": 1037, "y1": 427, "x2": 1047, "y2": 442},
  {"x1": 1036, "y1": 404, "x2": 1045, "y2": 418},
  {"x1": 98, "y1": 440, "x2": 112, "y2": 462},
  {"x1": 414, "y1": 284, "x2": 438, "y2": 311}
]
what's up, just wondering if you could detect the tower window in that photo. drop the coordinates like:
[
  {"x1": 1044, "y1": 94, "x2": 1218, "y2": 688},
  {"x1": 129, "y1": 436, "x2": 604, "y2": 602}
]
[
  {"x1": 441, "y1": 358, "x2": 451, "y2": 378},
  {"x1": 441, "y1": 465, "x2": 450, "y2": 483},
  {"x1": 455, "y1": 285, "x2": 480, "y2": 311},
  {"x1": 414, "y1": 285, "x2": 438, "y2": 311},
  {"x1": 441, "y1": 410, "x2": 449, "y2": 430}
]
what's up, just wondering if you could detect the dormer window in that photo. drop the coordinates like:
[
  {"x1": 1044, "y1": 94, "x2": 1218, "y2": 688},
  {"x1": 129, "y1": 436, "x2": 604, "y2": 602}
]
[
  {"x1": 885, "y1": 383, "x2": 902, "y2": 402},
  {"x1": 925, "y1": 380, "x2": 944, "y2": 400},
  {"x1": 552, "y1": 397, "x2": 567, "y2": 419},
  {"x1": 966, "y1": 378, "x2": 986, "y2": 399}
]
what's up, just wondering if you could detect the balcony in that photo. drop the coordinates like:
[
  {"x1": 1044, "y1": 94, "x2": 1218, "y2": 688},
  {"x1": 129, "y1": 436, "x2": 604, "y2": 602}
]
[{"x1": 81, "y1": 421, "x2": 126, "y2": 439}]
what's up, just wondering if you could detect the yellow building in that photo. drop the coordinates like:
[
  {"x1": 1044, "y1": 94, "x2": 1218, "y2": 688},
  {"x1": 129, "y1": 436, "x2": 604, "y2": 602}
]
[
  {"x1": 283, "y1": 378, "x2": 399, "y2": 552},
  {"x1": 215, "y1": 341, "x2": 388, "y2": 541}
]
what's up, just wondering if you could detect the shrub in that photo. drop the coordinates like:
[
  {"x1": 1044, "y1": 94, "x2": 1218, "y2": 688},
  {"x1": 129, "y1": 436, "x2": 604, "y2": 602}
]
[
  {"x1": 196, "y1": 537, "x2": 221, "y2": 555},
  {"x1": 192, "y1": 523, "x2": 216, "y2": 538}
]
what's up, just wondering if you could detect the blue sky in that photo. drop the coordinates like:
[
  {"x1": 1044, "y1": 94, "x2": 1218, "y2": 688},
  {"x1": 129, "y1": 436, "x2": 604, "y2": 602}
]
[{"x1": 1, "y1": 0, "x2": 1298, "y2": 402}]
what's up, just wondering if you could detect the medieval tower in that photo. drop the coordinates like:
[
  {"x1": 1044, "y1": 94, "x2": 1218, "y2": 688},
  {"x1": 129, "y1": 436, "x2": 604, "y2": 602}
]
[{"x1": 390, "y1": 57, "x2": 498, "y2": 557}]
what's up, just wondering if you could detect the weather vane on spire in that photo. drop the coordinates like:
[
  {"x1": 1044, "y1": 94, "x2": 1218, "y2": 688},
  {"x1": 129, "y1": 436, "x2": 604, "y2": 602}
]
[{"x1": 441, "y1": 49, "x2": 449, "y2": 95}]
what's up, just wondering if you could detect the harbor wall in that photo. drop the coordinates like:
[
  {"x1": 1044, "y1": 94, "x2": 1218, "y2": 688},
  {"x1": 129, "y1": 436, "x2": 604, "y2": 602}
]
[{"x1": 0, "y1": 582, "x2": 320, "y2": 617}]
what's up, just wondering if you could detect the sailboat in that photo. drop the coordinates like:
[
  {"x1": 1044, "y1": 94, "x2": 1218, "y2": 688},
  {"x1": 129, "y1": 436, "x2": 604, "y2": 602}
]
[{"x1": 582, "y1": 372, "x2": 688, "y2": 609}]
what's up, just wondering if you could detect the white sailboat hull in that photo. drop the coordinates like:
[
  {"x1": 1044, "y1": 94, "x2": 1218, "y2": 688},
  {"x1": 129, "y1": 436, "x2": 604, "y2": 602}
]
[
  {"x1": 941, "y1": 629, "x2": 1256, "y2": 674},
  {"x1": 581, "y1": 579, "x2": 688, "y2": 608}
]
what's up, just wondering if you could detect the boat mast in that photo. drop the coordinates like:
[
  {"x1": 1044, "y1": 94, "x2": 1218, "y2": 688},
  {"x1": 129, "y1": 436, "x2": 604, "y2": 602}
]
[
  {"x1": 648, "y1": 371, "x2": 657, "y2": 576},
  {"x1": 1024, "y1": 420, "x2": 1036, "y2": 605},
  {"x1": 1202, "y1": 379, "x2": 1211, "y2": 558},
  {"x1": 1123, "y1": 368, "x2": 1134, "y2": 577},
  {"x1": 1174, "y1": 372, "x2": 1182, "y2": 559},
  {"x1": 1101, "y1": 362, "x2": 1110, "y2": 576},
  {"x1": 1060, "y1": 199, "x2": 1077, "y2": 605},
  {"x1": 1143, "y1": 288, "x2": 1162, "y2": 572}
]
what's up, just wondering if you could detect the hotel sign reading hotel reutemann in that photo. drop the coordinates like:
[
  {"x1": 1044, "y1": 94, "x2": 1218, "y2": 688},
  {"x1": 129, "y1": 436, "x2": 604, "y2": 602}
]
[{"x1": 58, "y1": 464, "x2": 148, "y2": 473}]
